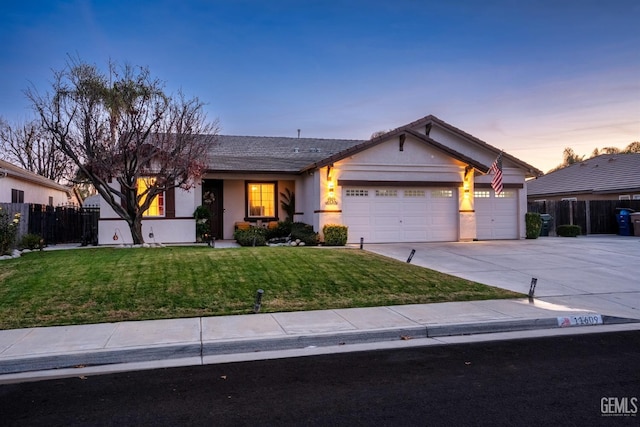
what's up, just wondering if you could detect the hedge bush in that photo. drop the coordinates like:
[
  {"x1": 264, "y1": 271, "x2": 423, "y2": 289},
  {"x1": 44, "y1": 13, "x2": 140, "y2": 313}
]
[
  {"x1": 525, "y1": 212, "x2": 542, "y2": 239},
  {"x1": 557, "y1": 224, "x2": 581, "y2": 237},
  {"x1": 19, "y1": 234, "x2": 44, "y2": 250},
  {"x1": 323, "y1": 224, "x2": 348, "y2": 246},
  {"x1": 290, "y1": 222, "x2": 319, "y2": 246},
  {"x1": 233, "y1": 227, "x2": 267, "y2": 246}
]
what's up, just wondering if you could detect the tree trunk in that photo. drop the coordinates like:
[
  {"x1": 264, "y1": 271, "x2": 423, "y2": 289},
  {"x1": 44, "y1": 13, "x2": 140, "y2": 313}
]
[{"x1": 129, "y1": 216, "x2": 145, "y2": 245}]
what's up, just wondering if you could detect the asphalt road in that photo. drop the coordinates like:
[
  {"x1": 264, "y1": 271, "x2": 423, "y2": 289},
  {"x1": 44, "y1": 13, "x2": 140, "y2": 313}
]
[{"x1": 1, "y1": 330, "x2": 639, "y2": 426}]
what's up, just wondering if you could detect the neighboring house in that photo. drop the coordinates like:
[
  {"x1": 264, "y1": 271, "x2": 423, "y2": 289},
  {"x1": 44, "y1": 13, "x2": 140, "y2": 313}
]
[
  {"x1": 98, "y1": 114, "x2": 542, "y2": 245},
  {"x1": 527, "y1": 154, "x2": 640, "y2": 202},
  {"x1": 0, "y1": 159, "x2": 77, "y2": 206}
]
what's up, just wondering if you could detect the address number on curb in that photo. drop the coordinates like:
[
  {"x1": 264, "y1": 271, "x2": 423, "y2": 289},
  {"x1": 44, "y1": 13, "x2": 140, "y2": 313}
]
[{"x1": 557, "y1": 314, "x2": 603, "y2": 327}]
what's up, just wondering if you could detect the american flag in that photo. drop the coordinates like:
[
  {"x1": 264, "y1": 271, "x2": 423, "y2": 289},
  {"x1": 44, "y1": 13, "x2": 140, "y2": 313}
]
[{"x1": 489, "y1": 152, "x2": 503, "y2": 195}]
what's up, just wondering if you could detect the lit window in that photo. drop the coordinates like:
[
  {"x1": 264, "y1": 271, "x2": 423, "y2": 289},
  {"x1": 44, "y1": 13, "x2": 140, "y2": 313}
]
[
  {"x1": 432, "y1": 189, "x2": 453, "y2": 198},
  {"x1": 247, "y1": 182, "x2": 275, "y2": 218},
  {"x1": 137, "y1": 177, "x2": 165, "y2": 217},
  {"x1": 474, "y1": 190, "x2": 490, "y2": 198},
  {"x1": 496, "y1": 191, "x2": 515, "y2": 198}
]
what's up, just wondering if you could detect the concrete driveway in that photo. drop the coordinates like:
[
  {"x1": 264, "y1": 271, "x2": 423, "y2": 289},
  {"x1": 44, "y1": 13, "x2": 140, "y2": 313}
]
[{"x1": 362, "y1": 235, "x2": 640, "y2": 320}]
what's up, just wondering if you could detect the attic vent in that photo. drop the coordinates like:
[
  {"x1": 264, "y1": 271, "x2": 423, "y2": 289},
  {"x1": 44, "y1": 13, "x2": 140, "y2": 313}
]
[
  {"x1": 294, "y1": 147, "x2": 299, "y2": 153},
  {"x1": 309, "y1": 148, "x2": 321, "y2": 153}
]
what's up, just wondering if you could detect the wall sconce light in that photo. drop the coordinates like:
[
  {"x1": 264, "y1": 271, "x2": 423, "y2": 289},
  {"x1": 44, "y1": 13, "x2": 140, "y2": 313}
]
[{"x1": 326, "y1": 180, "x2": 338, "y2": 205}]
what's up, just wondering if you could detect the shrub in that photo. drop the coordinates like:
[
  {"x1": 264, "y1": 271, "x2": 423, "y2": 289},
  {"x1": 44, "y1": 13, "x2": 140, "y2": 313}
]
[
  {"x1": 193, "y1": 205, "x2": 211, "y2": 241},
  {"x1": 525, "y1": 212, "x2": 542, "y2": 239},
  {"x1": 290, "y1": 222, "x2": 319, "y2": 246},
  {"x1": 557, "y1": 224, "x2": 581, "y2": 237},
  {"x1": 0, "y1": 208, "x2": 21, "y2": 255},
  {"x1": 265, "y1": 220, "x2": 292, "y2": 240},
  {"x1": 19, "y1": 234, "x2": 43, "y2": 250},
  {"x1": 234, "y1": 227, "x2": 267, "y2": 246},
  {"x1": 323, "y1": 224, "x2": 348, "y2": 246}
]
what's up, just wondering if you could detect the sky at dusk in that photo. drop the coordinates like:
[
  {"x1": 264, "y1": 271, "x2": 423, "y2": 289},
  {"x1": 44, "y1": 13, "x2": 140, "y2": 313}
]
[{"x1": 1, "y1": 0, "x2": 638, "y2": 173}]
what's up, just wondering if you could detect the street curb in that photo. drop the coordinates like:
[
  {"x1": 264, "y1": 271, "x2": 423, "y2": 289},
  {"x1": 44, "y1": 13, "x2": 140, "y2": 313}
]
[{"x1": 1, "y1": 315, "x2": 638, "y2": 376}]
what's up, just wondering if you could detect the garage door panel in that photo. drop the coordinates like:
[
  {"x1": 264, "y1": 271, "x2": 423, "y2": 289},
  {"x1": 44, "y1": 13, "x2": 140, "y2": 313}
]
[
  {"x1": 343, "y1": 187, "x2": 458, "y2": 243},
  {"x1": 475, "y1": 190, "x2": 518, "y2": 240}
]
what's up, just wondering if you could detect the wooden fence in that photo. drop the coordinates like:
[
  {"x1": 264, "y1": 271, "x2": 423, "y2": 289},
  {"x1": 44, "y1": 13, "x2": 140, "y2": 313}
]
[
  {"x1": 527, "y1": 200, "x2": 640, "y2": 235},
  {"x1": 0, "y1": 203, "x2": 99, "y2": 246}
]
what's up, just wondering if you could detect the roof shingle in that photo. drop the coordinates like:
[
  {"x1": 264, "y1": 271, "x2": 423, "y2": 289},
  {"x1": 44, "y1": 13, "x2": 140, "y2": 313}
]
[{"x1": 526, "y1": 153, "x2": 640, "y2": 197}]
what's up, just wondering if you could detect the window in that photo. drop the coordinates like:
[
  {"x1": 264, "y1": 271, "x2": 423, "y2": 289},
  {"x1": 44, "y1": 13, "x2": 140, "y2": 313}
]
[
  {"x1": 634, "y1": 195, "x2": 640, "y2": 200},
  {"x1": 404, "y1": 190, "x2": 425, "y2": 197},
  {"x1": 375, "y1": 189, "x2": 397, "y2": 197},
  {"x1": 431, "y1": 189, "x2": 453, "y2": 198},
  {"x1": 619, "y1": 195, "x2": 631, "y2": 201},
  {"x1": 474, "y1": 190, "x2": 490, "y2": 198},
  {"x1": 561, "y1": 197, "x2": 577, "y2": 202},
  {"x1": 48, "y1": 197, "x2": 54, "y2": 207},
  {"x1": 11, "y1": 189, "x2": 24, "y2": 203},
  {"x1": 137, "y1": 177, "x2": 165, "y2": 217},
  {"x1": 346, "y1": 189, "x2": 368, "y2": 197},
  {"x1": 247, "y1": 182, "x2": 275, "y2": 218},
  {"x1": 496, "y1": 190, "x2": 515, "y2": 198}
]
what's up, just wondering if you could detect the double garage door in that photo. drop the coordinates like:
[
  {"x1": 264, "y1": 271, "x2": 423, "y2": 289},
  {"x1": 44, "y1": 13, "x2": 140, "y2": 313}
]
[
  {"x1": 342, "y1": 186, "x2": 520, "y2": 243},
  {"x1": 342, "y1": 187, "x2": 459, "y2": 243}
]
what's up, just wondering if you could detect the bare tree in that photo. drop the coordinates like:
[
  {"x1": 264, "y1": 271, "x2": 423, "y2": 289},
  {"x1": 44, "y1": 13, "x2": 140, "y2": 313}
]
[
  {"x1": 0, "y1": 117, "x2": 72, "y2": 182},
  {"x1": 26, "y1": 58, "x2": 218, "y2": 244}
]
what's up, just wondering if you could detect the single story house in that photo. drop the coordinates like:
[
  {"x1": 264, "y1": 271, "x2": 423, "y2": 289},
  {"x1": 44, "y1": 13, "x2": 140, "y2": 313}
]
[
  {"x1": 98, "y1": 114, "x2": 542, "y2": 245},
  {"x1": 0, "y1": 159, "x2": 77, "y2": 206},
  {"x1": 527, "y1": 153, "x2": 640, "y2": 202}
]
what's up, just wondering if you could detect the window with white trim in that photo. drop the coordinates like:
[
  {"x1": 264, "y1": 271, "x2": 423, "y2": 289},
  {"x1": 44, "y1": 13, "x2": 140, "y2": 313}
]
[
  {"x1": 633, "y1": 195, "x2": 640, "y2": 200},
  {"x1": 619, "y1": 195, "x2": 631, "y2": 201}
]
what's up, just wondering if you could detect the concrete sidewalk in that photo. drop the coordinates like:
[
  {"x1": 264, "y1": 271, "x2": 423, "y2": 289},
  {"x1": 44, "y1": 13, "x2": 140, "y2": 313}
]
[
  {"x1": 2, "y1": 235, "x2": 639, "y2": 383},
  {"x1": 1, "y1": 297, "x2": 638, "y2": 383}
]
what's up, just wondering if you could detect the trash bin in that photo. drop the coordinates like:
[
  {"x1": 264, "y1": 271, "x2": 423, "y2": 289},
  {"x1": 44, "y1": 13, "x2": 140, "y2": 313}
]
[
  {"x1": 616, "y1": 208, "x2": 634, "y2": 236},
  {"x1": 540, "y1": 214, "x2": 552, "y2": 236},
  {"x1": 630, "y1": 212, "x2": 640, "y2": 237}
]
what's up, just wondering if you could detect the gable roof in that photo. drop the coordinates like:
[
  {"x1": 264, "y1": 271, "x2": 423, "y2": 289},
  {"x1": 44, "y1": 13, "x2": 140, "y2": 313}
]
[
  {"x1": 204, "y1": 115, "x2": 542, "y2": 177},
  {"x1": 0, "y1": 159, "x2": 73, "y2": 194},
  {"x1": 526, "y1": 153, "x2": 640, "y2": 197}
]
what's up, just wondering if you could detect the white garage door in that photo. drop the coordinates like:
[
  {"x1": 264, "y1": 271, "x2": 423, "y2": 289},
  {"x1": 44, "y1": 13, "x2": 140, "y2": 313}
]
[
  {"x1": 474, "y1": 189, "x2": 519, "y2": 240},
  {"x1": 342, "y1": 187, "x2": 458, "y2": 243}
]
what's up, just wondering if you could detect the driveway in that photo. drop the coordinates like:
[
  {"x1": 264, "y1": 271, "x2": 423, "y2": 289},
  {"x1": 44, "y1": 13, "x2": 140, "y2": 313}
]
[{"x1": 362, "y1": 235, "x2": 640, "y2": 320}]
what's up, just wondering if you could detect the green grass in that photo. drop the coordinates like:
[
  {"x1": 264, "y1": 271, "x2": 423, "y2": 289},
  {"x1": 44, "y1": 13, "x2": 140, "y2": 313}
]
[{"x1": 0, "y1": 246, "x2": 522, "y2": 329}]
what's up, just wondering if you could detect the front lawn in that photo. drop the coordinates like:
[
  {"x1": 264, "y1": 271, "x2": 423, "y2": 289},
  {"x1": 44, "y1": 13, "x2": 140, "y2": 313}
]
[{"x1": 0, "y1": 246, "x2": 522, "y2": 329}]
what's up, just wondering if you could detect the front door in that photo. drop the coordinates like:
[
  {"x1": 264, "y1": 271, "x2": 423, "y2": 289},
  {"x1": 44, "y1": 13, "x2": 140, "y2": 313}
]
[{"x1": 202, "y1": 180, "x2": 224, "y2": 239}]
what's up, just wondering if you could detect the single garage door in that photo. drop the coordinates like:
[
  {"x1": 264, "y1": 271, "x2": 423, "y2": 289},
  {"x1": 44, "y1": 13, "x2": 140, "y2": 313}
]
[
  {"x1": 474, "y1": 189, "x2": 519, "y2": 240},
  {"x1": 342, "y1": 187, "x2": 458, "y2": 243}
]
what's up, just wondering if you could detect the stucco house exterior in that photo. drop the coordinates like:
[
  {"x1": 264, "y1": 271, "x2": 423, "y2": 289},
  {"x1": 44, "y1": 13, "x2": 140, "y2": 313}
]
[
  {"x1": 98, "y1": 115, "x2": 542, "y2": 245},
  {"x1": 0, "y1": 159, "x2": 77, "y2": 206},
  {"x1": 527, "y1": 153, "x2": 640, "y2": 202}
]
